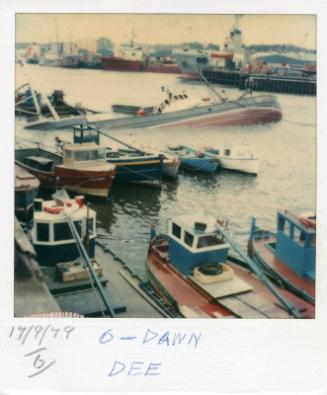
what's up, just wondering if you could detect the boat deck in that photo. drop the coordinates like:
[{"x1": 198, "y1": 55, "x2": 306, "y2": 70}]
[{"x1": 147, "y1": 237, "x2": 312, "y2": 318}]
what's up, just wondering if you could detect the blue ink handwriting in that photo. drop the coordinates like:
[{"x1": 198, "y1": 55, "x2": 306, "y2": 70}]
[{"x1": 108, "y1": 360, "x2": 161, "y2": 378}]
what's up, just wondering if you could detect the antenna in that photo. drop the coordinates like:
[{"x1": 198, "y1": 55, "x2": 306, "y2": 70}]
[
  {"x1": 234, "y1": 14, "x2": 243, "y2": 30},
  {"x1": 130, "y1": 29, "x2": 136, "y2": 48}
]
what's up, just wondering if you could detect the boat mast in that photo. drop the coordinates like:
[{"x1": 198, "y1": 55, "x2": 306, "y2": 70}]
[
  {"x1": 65, "y1": 213, "x2": 116, "y2": 317},
  {"x1": 198, "y1": 70, "x2": 227, "y2": 103}
]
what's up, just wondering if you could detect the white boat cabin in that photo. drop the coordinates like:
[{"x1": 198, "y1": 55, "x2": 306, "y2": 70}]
[{"x1": 62, "y1": 143, "x2": 107, "y2": 166}]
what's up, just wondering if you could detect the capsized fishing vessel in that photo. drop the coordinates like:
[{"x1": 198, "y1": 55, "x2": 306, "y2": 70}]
[
  {"x1": 87, "y1": 88, "x2": 282, "y2": 131},
  {"x1": 248, "y1": 210, "x2": 315, "y2": 307},
  {"x1": 166, "y1": 145, "x2": 220, "y2": 174},
  {"x1": 23, "y1": 83, "x2": 282, "y2": 131},
  {"x1": 15, "y1": 141, "x2": 116, "y2": 198},
  {"x1": 146, "y1": 215, "x2": 313, "y2": 318},
  {"x1": 203, "y1": 145, "x2": 259, "y2": 175}
]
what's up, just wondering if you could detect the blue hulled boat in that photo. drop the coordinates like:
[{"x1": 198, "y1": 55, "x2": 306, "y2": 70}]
[
  {"x1": 166, "y1": 145, "x2": 220, "y2": 174},
  {"x1": 72, "y1": 125, "x2": 165, "y2": 185}
]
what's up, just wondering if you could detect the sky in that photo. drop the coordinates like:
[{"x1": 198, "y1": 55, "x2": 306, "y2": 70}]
[{"x1": 16, "y1": 14, "x2": 316, "y2": 49}]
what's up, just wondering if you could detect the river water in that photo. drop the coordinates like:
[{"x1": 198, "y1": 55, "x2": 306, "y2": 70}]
[{"x1": 16, "y1": 65, "x2": 316, "y2": 280}]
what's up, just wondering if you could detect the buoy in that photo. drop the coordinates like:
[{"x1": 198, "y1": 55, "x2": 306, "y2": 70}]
[
  {"x1": 137, "y1": 108, "x2": 146, "y2": 117},
  {"x1": 44, "y1": 206, "x2": 64, "y2": 214}
]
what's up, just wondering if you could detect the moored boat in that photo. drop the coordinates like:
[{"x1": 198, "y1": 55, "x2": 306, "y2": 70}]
[
  {"x1": 15, "y1": 142, "x2": 116, "y2": 198},
  {"x1": 146, "y1": 215, "x2": 313, "y2": 318},
  {"x1": 166, "y1": 145, "x2": 219, "y2": 174},
  {"x1": 203, "y1": 145, "x2": 259, "y2": 175},
  {"x1": 248, "y1": 210, "x2": 315, "y2": 306},
  {"x1": 15, "y1": 163, "x2": 40, "y2": 223},
  {"x1": 71, "y1": 124, "x2": 165, "y2": 185},
  {"x1": 31, "y1": 193, "x2": 97, "y2": 267}
]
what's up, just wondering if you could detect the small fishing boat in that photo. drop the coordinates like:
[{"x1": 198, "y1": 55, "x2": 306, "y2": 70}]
[
  {"x1": 203, "y1": 145, "x2": 259, "y2": 175},
  {"x1": 166, "y1": 145, "x2": 219, "y2": 174},
  {"x1": 248, "y1": 210, "x2": 315, "y2": 308},
  {"x1": 146, "y1": 215, "x2": 313, "y2": 318},
  {"x1": 71, "y1": 124, "x2": 181, "y2": 183},
  {"x1": 15, "y1": 164, "x2": 40, "y2": 224},
  {"x1": 71, "y1": 124, "x2": 165, "y2": 185},
  {"x1": 31, "y1": 192, "x2": 97, "y2": 267},
  {"x1": 15, "y1": 141, "x2": 116, "y2": 198},
  {"x1": 28, "y1": 190, "x2": 119, "y2": 317}
]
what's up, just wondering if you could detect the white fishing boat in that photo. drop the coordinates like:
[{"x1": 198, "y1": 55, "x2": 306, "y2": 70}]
[{"x1": 203, "y1": 145, "x2": 259, "y2": 175}]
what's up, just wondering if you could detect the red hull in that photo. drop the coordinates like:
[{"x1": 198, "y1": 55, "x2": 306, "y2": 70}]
[
  {"x1": 178, "y1": 72, "x2": 201, "y2": 81},
  {"x1": 161, "y1": 107, "x2": 282, "y2": 128},
  {"x1": 101, "y1": 56, "x2": 181, "y2": 74},
  {"x1": 15, "y1": 161, "x2": 115, "y2": 198},
  {"x1": 147, "y1": 236, "x2": 314, "y2": 318},
  {"x1": 250, "y1": 236, "x2": 315, "y2": 301}
]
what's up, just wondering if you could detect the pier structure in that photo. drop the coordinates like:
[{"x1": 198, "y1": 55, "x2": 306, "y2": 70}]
[{"x1": 203, "y1": 69, "x2": 316, "y2": 95}]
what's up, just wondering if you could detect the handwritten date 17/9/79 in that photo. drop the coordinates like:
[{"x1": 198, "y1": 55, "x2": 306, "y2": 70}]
[{"x1": 9, "y1": 325, "x2": 75, "y2": 346}]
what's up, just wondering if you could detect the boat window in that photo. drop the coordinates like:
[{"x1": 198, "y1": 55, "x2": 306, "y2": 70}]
[
  {"x1": 294, "y1": 226, "x2": 306, "y2": 245},
  {"x1": 36, "y1": 223, "x2": 49, "y2": 242},
  {"x1": 89, "y1": 150, "x2": 98, "y2": 160},
  {"x1": 184, "y1": 231, "x2": 194, "y2": 247},
  {"x1": 197, "y1": 234, "x2": 222, "y2": 249},
  {"x1": 54, "y1": 222, "x2": 73, "y2": 241},
  {"x1": 283, "y1": 220, "x2": 291, "y2": 238},
  {"x1": 74, "y1": 151, "x2": 89, "y2": 161},
  {"x1": 65, "y1": 151, "x2": 72, "y2": 159},
  {"x1": 172, "y1": 223, "x2": 181, "y2": 239},
  {"x1": 224, "y1": 149, "x2": 231, "y2": 156}
]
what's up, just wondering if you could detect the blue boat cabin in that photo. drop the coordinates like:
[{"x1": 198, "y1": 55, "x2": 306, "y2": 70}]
[
  {"x1": 167, "y1": 215, "x2": 229, "y2": 275},
  {"x1": 275, "y1": 211, "x2": 316, "y2": 281}
]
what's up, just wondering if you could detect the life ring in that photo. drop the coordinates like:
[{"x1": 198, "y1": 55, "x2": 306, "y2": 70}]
[
  {"x1": 198, "y1": 263, "x2": 223, "y2": 276},
  {"x1": 44, "y1": 206, "x2": 64, "y2": 214}
]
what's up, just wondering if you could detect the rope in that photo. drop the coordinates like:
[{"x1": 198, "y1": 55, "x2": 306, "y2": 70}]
[{"x1": 282, "y1": 119, "x2": 316, "y2": 127}]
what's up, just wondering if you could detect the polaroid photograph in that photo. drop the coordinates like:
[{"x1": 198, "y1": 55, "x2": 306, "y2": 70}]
[{"x1": 0, "y1": 1, "x2": 326, "y2": 394}]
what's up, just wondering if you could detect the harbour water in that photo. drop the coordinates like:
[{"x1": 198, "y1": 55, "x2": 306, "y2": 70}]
[{"x1": 16, "y1": 65, "x2": 316, "y2": 281}]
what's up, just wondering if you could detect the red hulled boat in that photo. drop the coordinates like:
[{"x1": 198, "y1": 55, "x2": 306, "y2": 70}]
[
  {"x1": 146, "y1": 215, "x2": 314, "y2": 319},
  {"x1": 248, "y1": 211, "x2": 315, "y2": 308},
  {"x1": 15, "y1": 143, "x2": 115, "y2": 198},
  {"x1": 101, "y1": 56, "x2": 181, "y2": 74}
]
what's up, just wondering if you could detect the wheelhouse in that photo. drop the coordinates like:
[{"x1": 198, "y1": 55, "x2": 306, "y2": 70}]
[
  {"x1": 167, "y1": 215, "x2": 229, "y2": 275},
  {"x1": 62, "y1": 143, "x2": 107, "y2": 165},
  {"x1": 32, "y1": 196, "x2": 97, "y2": 266},
  {"x1": 275, "y1": 211, "x2": 316, "y2": 281}
]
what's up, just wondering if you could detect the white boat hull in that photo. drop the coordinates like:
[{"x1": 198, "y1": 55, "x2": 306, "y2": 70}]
[{"x1": 220, "y1": 157, "x2": 259, "y2": 174}]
